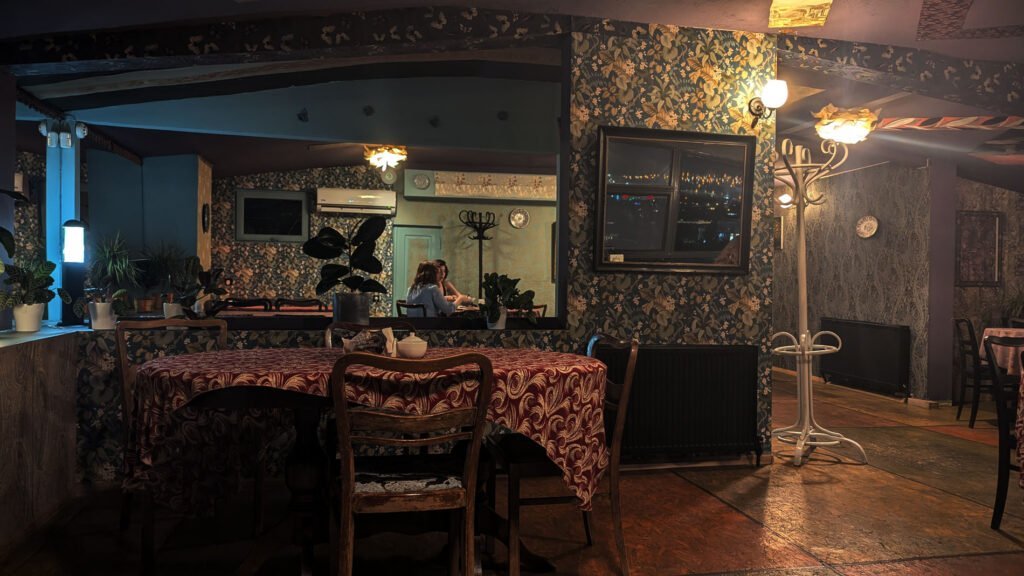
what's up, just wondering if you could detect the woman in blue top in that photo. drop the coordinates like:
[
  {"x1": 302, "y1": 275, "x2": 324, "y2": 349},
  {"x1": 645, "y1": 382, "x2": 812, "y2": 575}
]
[{"x1": 405, "y1": 261, "x2": 471, "y2": 317}]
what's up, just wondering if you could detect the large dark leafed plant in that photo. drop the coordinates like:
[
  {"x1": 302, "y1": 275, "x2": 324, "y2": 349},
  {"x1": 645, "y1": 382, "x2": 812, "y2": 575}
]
[
  {"x1": 302, "y1": 217, "x2": 388, "y2": 296},
  {"x1": 479, "y1": 272, "x2": 537, "y2": 324},
  {"x1": 0, "y1": 258, "x2": 71, "y2": 309}
]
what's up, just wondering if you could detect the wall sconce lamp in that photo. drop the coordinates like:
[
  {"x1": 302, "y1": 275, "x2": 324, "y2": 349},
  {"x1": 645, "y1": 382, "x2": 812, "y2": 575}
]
[
  {"x1": 62, "y1": 219, "x2": 87, "y2": 264},
  {"x1": 748, "y1": 80, "x2": 788, "y2": 128},
  {"x1": 38, "y1": 119, "x2": 88, "y2": 149}
]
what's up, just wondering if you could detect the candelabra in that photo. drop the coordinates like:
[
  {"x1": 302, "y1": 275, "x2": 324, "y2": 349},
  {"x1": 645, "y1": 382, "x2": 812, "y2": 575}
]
[
  {"x1": 772, "y1": 138, "x2": 868, "y2": 466},
  {"x1": 458, "y1": 210, "x2": 498, "y2": 297}
]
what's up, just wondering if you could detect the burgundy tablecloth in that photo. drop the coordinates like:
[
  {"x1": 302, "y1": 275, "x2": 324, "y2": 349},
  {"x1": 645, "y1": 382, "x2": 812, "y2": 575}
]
[
  {"x1": 132, "y1": 347, "x2": 609, "y2": 508},
  {"x1": 980, "y1": 328, "x2": 1024, "y2": 375}
]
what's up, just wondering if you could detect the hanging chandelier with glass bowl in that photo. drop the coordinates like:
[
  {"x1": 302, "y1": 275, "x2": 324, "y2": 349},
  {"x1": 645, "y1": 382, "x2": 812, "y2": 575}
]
[
  {"x1": 364, "y1": 145, "x2": 408, "y2": 171},
  {"x1": 812, "y1": 104, "x2": 879, "y2": 145}
]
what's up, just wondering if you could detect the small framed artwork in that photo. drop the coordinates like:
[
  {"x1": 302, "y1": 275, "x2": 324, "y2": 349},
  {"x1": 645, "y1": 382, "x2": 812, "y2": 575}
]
[
  {"x1": 772, "y1": 215, "x2": 784, "y2": 250},
  {"x1": 955, "y1": 210, "x2": 1003, "y2": 287}
]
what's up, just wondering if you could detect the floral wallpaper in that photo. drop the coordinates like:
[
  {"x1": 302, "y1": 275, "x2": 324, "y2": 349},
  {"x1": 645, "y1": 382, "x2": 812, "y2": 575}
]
[
  {"x1": 14, "y1": 151, "x2": 45, "y2": 263},
  {"x1": 75, "y1": 13, "x2": 779, "y2": 481},
  {"x1": 772, "y1": 163, "x2": 931, "y2": 398},
  {"x1": 211, "y1": 165, "x2": 394, "y2": 317}
]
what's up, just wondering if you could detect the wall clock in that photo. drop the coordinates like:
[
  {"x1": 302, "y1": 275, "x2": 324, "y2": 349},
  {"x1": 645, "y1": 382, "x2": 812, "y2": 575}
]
[
  {"x1": 412, "y1": 173, "x2": 431, "y2": 190},
  {"x1": 380, "y1": 167, "x2": 399, "y2": 185},
  {"x1": 202, "y1": 203, "x2": 210, "y2": 233},
  {"x1": 509, "y1": 208, "x2": 530, "y2": 229},
  {"x1": 856, "y1": 215, "x2": 878, "y2": 239}
]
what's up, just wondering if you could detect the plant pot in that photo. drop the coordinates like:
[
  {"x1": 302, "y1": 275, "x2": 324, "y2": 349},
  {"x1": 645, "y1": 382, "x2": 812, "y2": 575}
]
[
  {"x1": 334, "y1": 292, "x2": 371, "y2": 326},
  {"x1": 89, "y1": 302, "x2": 117, "y2": 331},
  {"x1": 136, "y1": 297, "x2": 159, "y2": 313},
  {"x1": 163, "y1": 302, "x2": 184, "y2": 319},
  {"x1": 486, "y1": 306, "x2": 508, "y2": 330},
  {"x1": 13, "y1": 303, "x2": 45, "y2": 333}
]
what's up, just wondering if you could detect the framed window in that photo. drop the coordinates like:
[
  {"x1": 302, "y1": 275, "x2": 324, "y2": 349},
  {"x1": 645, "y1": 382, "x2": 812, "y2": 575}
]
[
  {"x1": 595, "y1": 126, "x2": 756, "y2": 274},
  {"x1": 955, "y1": 210, "x2": 1003, "y2": 287}
]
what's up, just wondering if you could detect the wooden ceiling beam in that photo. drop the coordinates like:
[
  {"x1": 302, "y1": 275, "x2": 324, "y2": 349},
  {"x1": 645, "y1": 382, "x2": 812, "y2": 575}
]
[
  {"x1": 17, "y1": 87, "x2": 142, "y2": 165},
  {"x1": 779, "y1": 34, "x2": 1024, "y2": 117},
  {"x1": 1, "y1": 8, "x2": 568, "y2": 77}
]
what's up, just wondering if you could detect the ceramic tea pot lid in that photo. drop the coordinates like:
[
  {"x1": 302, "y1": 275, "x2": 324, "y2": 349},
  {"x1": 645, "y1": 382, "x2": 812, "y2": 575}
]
[{"x1": 400, "y1": 332, "x2": 425, "y2": 345}]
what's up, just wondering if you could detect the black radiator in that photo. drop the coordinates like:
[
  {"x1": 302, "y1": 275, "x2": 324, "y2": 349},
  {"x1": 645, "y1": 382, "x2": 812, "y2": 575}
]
[
  {"x1": 818, "y1": 317, "x2": 910, "y2": 398},
  {"x1": 596, "y1": 344, "x2": 761, "y2": 465}
]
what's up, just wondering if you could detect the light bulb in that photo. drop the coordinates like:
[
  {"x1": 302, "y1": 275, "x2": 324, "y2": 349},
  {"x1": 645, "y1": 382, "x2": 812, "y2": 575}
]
[
  {"x1": 760, "y1": 80, "x2": 788, "y2": 110},
  {"x1": 778, "y1": 193, "x2": 794, "y2": 206}
]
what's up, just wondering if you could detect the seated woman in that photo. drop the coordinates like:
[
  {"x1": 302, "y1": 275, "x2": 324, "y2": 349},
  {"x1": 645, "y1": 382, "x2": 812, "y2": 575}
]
[
  {"x1": 405, "y1": 261, "x2": 471, "y2": 317},
  {"x1": 433, "y1": 259, "x2": 464, "y2": 302}
]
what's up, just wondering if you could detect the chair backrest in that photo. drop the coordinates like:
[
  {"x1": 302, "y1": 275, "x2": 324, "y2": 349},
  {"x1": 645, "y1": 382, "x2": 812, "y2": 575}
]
[
  {"x1": 274, "y1": 297, "x2": 326, "y2": 311},
  {"x1": 396, "y1": 301, "x2": 425, "y2": 318},
  {"x1": 331, "y1": 352, "x2": 494, "y2": 503},
  {"x1": 954, "y1": 318, "x2": 982, "y2": 374},
  {"x1": 1010, "y1": 317, "x2": 1024, "y2": 328},
  {"x1": 586, "y1": 333, "x2": 640, "y2": 468},
  {"x1": 114, "y1": 318, "x2": 229, "y2": 431},
  {"x1": 982, "y1": 335, "x2": 1023, "y2": 449},
  {"x1": 323, "y1": 320, "x2": 415, "y2": 349}
]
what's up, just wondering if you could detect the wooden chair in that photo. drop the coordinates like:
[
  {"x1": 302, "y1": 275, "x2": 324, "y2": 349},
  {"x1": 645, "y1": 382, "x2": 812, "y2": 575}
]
[
  {"x1": 114, "y1": 318, "x2": 230, "y2": 572},
  {"x1": 982, "y1": 336, "x2": 1023, "y2": 530},
  {"x1": 954, "y1": 318, "x2": 992, "y2": 428},
  {"x1": 491, "y1": 334, "x2": 639, "y2": 576},
  {"x1": 396, "y1": 300, "x2": 426, "y2": 317},
  {"x1": 329, "y1": 352, "x2": 494, "y2": 576},
  {"x1": 274, "y1": 297, "x2": 327, "y2": 311},
  {"x1": 323, "y1": 320, "x2": 415, "y2": 349}
]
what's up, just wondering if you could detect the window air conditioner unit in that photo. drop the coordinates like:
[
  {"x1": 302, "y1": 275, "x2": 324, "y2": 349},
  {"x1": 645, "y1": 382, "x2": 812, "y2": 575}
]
[{"x1": 315, "y1": 188, "x2": 396, "y2": 217}]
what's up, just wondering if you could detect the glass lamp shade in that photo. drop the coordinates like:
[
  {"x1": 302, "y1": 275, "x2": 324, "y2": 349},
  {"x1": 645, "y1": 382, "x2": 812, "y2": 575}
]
[
  {"x1": 62, "y1": 220, "x2": 86, "y2": 263},
  {"x1": 813, "y1": 104, "x2": 878, "y2": 144},
  {"x1": 760, "y1": 80, "x2": 789, "y2": 110}
]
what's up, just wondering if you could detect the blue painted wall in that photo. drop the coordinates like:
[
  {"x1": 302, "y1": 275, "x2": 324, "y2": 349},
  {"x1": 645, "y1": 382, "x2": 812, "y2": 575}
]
[
  {"x1": 141, "y1": 155, "x2": 198, "y2": 256},
  {"x1": 86, "y1": 150, "x2": 143, "y2": 255}
]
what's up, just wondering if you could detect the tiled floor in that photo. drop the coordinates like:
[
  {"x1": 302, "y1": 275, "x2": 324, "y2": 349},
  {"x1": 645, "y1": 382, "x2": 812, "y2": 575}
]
[{"x1": 4, "y1": 370, "x2": 1023, "y2": 575}]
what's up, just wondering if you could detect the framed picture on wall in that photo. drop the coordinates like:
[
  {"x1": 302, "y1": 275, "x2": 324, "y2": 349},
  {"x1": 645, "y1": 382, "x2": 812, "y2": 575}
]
[
  {"x1": 955, "y1": 210, "x2": 1003, "y2": 287},
  {"x1": 594, "y1": 126, "x2": 756, "y2": 274}
]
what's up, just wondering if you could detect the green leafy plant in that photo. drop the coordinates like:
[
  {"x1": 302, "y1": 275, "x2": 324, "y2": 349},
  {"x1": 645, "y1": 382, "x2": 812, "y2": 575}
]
[
  {"x1": 141, "y1": 243, "x2": 186, "y2": 295},
  {"x1": 301, "y1": 216, "x2": 388, "y2": 296},
  {"x1": 479, "y1": 272, "x2": 536, "y2": 324},
  {"x1": 74, "y1": 234, "x2": 140, "y2": 318},
  {"x1": 0, "y1": 258, "x2": 71, "y2": 310},
  {"x1": 1000, "y1": 288, "x2": 1024, "y2": 321},
  {"x1": 170, "y1": 256, "x2": 227, "y2": 315}
]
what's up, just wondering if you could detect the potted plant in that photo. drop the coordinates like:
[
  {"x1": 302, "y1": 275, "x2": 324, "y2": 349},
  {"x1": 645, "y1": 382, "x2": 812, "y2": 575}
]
[
  {"x1": 75, "y1": 234, "x2": 140, "y2": 330},
  {"x1": 169, "y1": 257, "x2": 227, "y2": 318},
  {"x1": 302, "y1": 217, "x2": 388, "y2": 325},
  {"x1": 139, "y1": 243, "x2": 186, "y2": 312},
  {"x1": 479, "y1": 272, "x2": 536, "y2": 330},
  {"x1": 0, "y1": 258, "x2": 71, "y2": 332},
  {"x1": 999, "y1": 288, "x2": 1024, "y2": 326}
]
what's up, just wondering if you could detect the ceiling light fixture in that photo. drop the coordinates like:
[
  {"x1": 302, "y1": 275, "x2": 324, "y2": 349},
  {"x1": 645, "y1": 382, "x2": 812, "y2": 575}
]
[
  {"x1": 748, "y1": 80, "x2": 788, "y2": 128},
  {"x1": 364, "y1": 145, "x2": 408, "y2": 171},
  {"x1": 813, "y1": 104, "x2": 878, "y2": 144}
]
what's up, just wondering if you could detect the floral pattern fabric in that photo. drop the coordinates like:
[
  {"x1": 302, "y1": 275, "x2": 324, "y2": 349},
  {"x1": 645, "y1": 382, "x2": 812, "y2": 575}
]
[{"x1": 133, "y1": 347, "x2": 608, "y2": 508}]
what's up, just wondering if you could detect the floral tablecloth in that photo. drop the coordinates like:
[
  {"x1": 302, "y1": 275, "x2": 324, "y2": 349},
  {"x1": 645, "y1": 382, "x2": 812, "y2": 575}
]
[{"x1": 132, "y1": 347, "x2": 609, "y2": 509}]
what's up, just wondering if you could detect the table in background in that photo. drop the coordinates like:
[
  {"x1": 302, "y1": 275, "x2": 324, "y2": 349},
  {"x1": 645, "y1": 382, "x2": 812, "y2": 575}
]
[{"x1": 981, "y1": 327, "x2": 1024, "y2": 375}]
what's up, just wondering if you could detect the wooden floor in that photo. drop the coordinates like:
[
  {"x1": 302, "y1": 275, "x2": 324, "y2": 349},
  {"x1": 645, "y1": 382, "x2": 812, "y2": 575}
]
[{"x1": 3, "y1": 370, "x2": 1023, "y2": 575}]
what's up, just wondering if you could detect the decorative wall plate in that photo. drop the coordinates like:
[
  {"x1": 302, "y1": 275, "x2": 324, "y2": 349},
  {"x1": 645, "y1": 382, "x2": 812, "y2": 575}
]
[
  {"x1": 856, "y1": 215, "x2": 878, "y2": 238},
  {"x1": 380, "y1": 167, "x2": 398, "y2": 185},
  {"x1": 509, "y1": 208, "x2": 530, "y2": 229},
  {"x1": 412, "y1": 173, "x2": 431, "y2": 190}
]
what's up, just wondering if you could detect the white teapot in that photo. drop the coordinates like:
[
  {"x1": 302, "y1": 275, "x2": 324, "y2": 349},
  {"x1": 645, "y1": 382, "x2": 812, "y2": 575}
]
[{"x1": 396, "y1": 332, "x2": 428, "y2": 359}]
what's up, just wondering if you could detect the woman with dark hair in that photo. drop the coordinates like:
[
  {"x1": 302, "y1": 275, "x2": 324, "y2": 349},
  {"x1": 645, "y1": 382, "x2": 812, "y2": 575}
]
[
  {"x1": 405, "y1": 261, "x2": 471, "y2": 317},
  {"x1": 433, "y1": 259, "x2": 464, "y2": 302}
]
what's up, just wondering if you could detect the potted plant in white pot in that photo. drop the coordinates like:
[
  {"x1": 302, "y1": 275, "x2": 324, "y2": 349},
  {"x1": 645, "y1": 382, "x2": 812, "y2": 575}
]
[
  {"x1": 169, "y1": 257, "x2": 227, "y2": 318},
  {"x1": 0, "y1": 258, "x2": 71, "y2": 332},
  {"x1": 302, "y1": 217, "x2": 388, "y2": 325},
  {"x1": 74, "y1": 234, "x2": 139, "y2": 330},
  {"x1": 479, "y1": 272, "x2": 536, "y2": 330}
]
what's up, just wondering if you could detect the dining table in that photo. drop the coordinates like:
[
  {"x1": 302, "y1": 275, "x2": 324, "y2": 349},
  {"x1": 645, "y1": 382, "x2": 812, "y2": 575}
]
[
  {"x1": 129, "y1": 345, "x2": 609, "y2": 573},
  {"x1": 982, "y1": 328, "x2": 1024, "y2": 491}
]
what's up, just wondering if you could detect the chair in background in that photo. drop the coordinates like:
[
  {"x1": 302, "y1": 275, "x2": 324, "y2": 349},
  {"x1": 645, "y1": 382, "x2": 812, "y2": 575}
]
[
  {"x1": 1009, "y1": 318, "x2": 1024, "y2": 328},
  {"x1": 491, "y1": 333, "x2": 639, "y2": 576},
  {"x1": 114, "y1": 318, "x2": 233, "y2": 571},
  {"x1": 329, "y1": 352, "x2": 494, "y2": 576},
  {"x1": 954, "y1": 318, "x2": 992, "y2": 428},
  {"x1": 323, "y1": 320, "x2": 415, "y2": 349},
  {"x1": 274, "y1": 297, "x2": 327, "y2": 311},
  {"x1": 981, "y1": 335, "x2": 1023, "y2": 530},
  {"x1": 396, "y1": 300, "x2": 426, "y2": 317}
]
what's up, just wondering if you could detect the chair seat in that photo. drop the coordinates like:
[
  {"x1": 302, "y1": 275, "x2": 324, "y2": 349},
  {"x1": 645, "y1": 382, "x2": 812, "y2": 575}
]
[{"x1": 352, "y1": 455, "x2": 463, "y2": 494}]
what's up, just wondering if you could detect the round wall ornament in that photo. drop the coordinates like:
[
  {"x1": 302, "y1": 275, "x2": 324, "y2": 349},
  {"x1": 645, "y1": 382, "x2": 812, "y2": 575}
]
[
  {"x1": 509, "y1": 208, "x2": 530, "y2": 229},
  {"x1": 856, "y1": 215, "x2": 878, "y2": 238},
  {"x1": 412, "y1": 173, "x2": 431, "y2": 190}
]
